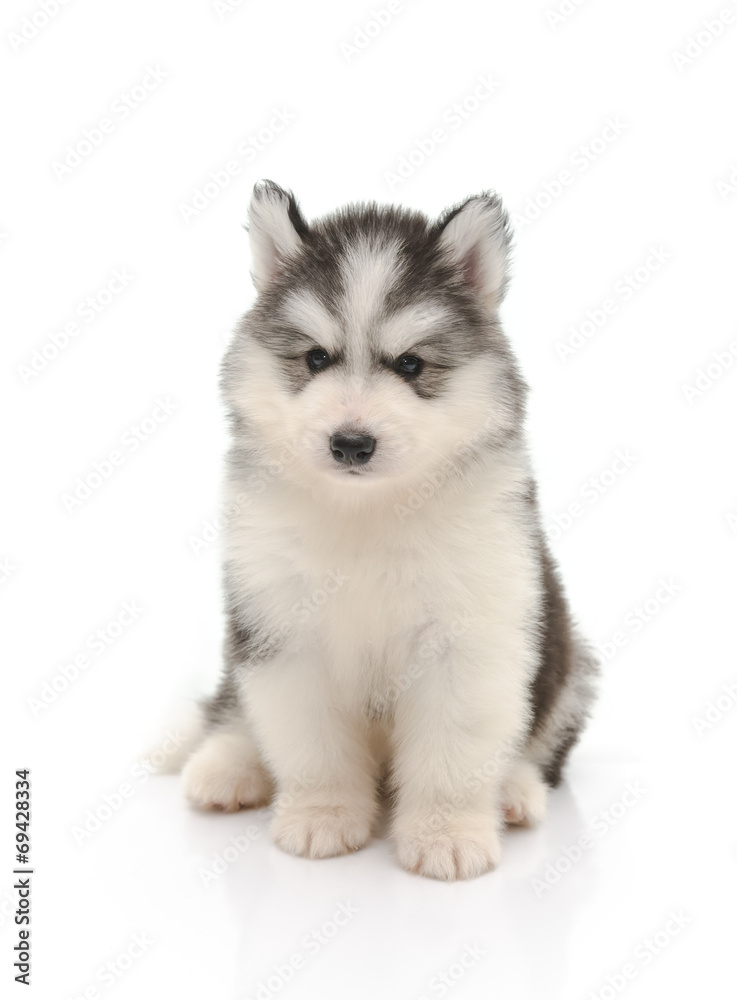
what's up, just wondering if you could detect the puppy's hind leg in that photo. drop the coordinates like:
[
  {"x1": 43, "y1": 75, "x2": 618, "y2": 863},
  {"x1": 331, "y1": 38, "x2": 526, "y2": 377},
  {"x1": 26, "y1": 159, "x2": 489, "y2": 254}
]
[
  {"x1": 502, "y1": 759, "x2": 548, "y2": 827},
  {"x1": 182, "y1": 642, "x2": 273, "y2": 812}
]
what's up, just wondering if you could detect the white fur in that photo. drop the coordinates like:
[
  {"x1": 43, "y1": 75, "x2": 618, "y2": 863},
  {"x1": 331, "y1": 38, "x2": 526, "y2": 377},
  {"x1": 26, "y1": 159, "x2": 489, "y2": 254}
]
[
  {"x1": 281, "y1": 289, "x2": 343, "y2": 353},
  {"x1": 182, "y1": 189, "x2": 591, "y2": 880},
  {"x1": 182, "y1": 723, "x2": 272, "y2": 811},
  {"x1": 221, "y1": 409, "x2": 540, "y2": 876},
  {"x1": 502, "y1": 760, "x2": 548, "y2": 826},
  {"x1": 247, "y1": 183, "x2": 304, "y2": 289},
  {"x1": 379, "y1": 302, "x2": 454, "y2": 356},
  {"x1": 438, "y1": 196, "x2": 511, "y2": 310},
  {"x1": 340, "y1": 238, "x2": 401, "y2": 337}
]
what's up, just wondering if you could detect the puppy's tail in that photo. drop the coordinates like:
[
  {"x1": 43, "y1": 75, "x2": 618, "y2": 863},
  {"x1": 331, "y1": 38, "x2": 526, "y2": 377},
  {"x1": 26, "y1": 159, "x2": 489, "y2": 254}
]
[{"x1": 140, "y1": 700, "x2": 206, "y2": 774}]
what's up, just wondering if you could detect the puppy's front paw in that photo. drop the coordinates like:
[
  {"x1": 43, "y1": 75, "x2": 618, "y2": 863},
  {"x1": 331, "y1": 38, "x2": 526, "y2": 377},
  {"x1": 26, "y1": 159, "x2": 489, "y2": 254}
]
[
  {"x1": 395, "y1": 816, "x2": 501, "y2": 880},
  {"x1": 182, "y1": 733, "x2": 272, "y2": 812},
  {"x1": 271, "y1": 799, "x2": 373, "y2": 859}
]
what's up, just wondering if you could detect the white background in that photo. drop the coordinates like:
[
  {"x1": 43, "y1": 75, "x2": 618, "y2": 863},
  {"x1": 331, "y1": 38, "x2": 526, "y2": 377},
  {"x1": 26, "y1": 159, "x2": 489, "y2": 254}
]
[{"x1": 3, "y1": 0, "x2": 736, "y2": 997}]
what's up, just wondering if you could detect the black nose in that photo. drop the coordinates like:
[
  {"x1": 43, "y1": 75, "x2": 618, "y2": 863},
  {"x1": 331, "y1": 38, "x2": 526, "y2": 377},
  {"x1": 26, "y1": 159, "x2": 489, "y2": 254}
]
[{"x1": 330, "y1": 434, "x2": 376, "y2": 465}]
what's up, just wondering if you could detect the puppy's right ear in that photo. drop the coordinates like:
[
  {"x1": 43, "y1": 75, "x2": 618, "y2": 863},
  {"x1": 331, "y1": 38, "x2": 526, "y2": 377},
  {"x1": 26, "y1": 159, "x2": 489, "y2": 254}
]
[
  {"x1": 247, "y1": 181, "x2": 308, "y2": 290},
  {"x1": 436, "y1": 193, "x2": 512, "y2": 312}
]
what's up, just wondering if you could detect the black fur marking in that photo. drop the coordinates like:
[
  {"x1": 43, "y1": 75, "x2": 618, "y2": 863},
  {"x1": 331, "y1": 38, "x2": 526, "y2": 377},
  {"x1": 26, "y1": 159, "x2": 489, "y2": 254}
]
[
  {"x1": 228, "y1": 197, "x2": 526, "y2": 409},
  {"x1": 216, "y1": 186, "x2": 597, "y2": 788},
  {"x1": 252, "y1": 180, "x2": 310, "y2": 240},
  {"x1": 527, "y1": 530, "x2": 598, "y2": 787},
  {"x1": 203, "y1": 595, "x2": 290, "y2": 728},
  {"x1": 530, "y1": 548, "x2": 576, "y2": 727},
  {"x1": 541, "y1": 725, "x2": 580, "y2": 788},
  {"x1": 202, "y1": 614, "x2": 253, "y2": 728}
]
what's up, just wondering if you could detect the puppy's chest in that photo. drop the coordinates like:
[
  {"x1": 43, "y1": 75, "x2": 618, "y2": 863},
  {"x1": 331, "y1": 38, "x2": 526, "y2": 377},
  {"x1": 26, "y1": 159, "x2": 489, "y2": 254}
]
[
  {"x1": 232, "y1": 513, "x2": 453, "y2": 657},
  {"x1": 227, "y1": 485, "x2": 526, "y2": 673},
  {"x1": 288, "y1": 541, "x2": 435, "y2": 647}
]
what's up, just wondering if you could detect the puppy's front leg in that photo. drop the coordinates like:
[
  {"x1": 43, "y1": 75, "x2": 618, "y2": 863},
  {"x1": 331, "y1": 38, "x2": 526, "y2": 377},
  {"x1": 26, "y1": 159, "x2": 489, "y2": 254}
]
[
  {"x1": 243, "y1": 654, "x2": 379, "y2": 859},
  {"x1": 391, "y1": 645, "x2": 529, "y2": 880}
]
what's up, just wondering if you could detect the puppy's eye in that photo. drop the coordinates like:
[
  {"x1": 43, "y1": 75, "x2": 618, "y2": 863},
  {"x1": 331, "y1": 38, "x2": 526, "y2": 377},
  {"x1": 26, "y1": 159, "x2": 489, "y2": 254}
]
[
  {"x1": 397, "y1": 355, "x2": 423, "y2": 377},
  {"x1": 307, "y1": 348, "x2": 330, "y2": 372}
]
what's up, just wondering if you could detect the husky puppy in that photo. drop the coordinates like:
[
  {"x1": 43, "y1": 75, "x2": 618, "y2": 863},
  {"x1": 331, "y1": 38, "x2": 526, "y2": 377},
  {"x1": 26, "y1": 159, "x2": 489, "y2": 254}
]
[{"x1": 182, "y1": 181, "x2": 598, "y2": 880}]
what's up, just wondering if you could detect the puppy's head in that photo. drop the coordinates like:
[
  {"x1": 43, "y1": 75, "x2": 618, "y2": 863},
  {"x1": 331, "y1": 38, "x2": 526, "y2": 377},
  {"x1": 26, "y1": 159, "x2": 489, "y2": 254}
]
[{"x1": 223, "y1": 181, "x2": 526, "y2": 501}]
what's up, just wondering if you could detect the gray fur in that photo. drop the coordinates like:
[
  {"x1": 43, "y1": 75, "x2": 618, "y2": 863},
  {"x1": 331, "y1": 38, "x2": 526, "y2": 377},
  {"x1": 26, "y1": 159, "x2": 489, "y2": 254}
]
[
  {"x1": 207, "y1": 182, "x2": 597, "y2": 791},
  {"x1": 224, "y1": 192, "x2": 525, "y2": 403}
]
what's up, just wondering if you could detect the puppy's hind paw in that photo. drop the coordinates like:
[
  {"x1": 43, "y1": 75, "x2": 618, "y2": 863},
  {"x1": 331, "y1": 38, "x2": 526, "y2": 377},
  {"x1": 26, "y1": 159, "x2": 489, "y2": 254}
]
[
  {"x1": 182, "y1": 730, "x2": 272, "y2": 812},
  {"x1": 502, "y1": 760, "x2": 548, "y2": 827}
]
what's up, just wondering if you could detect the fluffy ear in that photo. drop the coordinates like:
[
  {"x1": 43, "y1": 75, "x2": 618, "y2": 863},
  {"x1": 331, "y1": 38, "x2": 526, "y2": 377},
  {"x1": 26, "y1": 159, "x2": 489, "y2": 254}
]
[
  {"x1": 247, "y1": 180, "x2": 308, "y2": 290},
  {"x1": 436, "y1": 193, "x2": 512, "y2": 311}
]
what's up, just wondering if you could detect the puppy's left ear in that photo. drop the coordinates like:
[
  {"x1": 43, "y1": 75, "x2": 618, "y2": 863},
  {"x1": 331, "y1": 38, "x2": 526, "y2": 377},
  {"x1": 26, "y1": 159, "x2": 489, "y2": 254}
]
[
  {"x1": 247, "y1": 180, "x2": 309, "y2": 290},
  {"x1": 436, "y1": 193, "x2": 512, "y2": 312}
]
